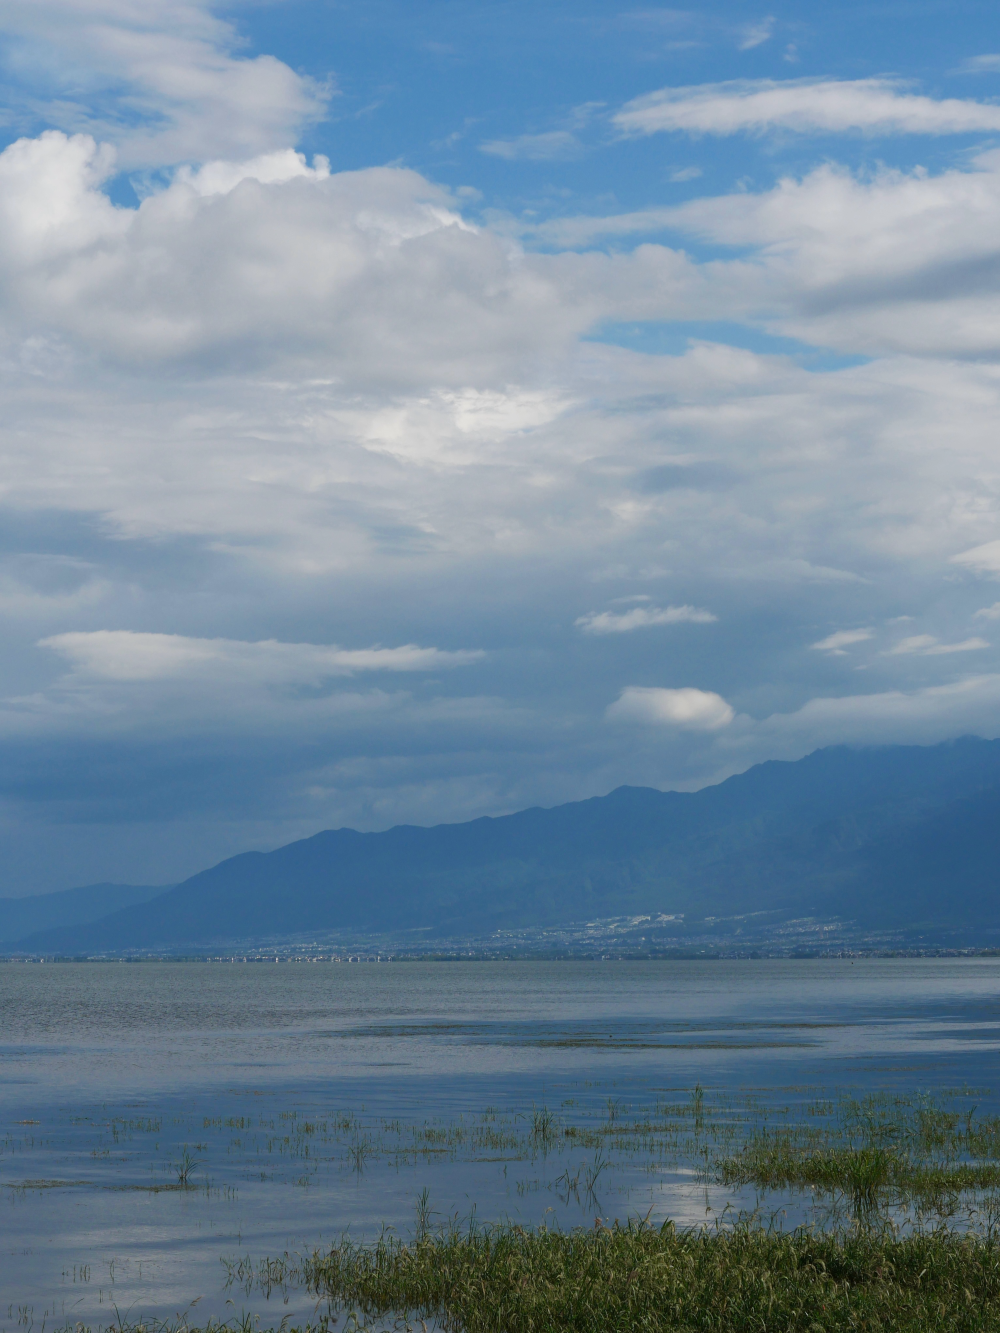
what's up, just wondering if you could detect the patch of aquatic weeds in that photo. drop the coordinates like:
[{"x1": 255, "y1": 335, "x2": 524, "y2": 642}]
[
  {"x1": 716, "y1": 1090, "x2": 1000, "y2": 1222},
  {"x1": 296, "y1": 1217, "x2": 1000, "y2": 1332}
]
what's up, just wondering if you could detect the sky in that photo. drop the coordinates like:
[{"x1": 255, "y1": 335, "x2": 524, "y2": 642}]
[{"x1": 4, "y1": 0, "x2": 1000, "y2": 893}]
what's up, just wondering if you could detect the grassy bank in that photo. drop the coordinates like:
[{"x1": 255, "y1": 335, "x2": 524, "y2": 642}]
[{"x1": 301, "y1": 1219, "x2": 1000, "y2": 1332}]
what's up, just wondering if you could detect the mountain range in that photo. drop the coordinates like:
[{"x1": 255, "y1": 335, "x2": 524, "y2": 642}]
[{"x1": 6, "y1": 736, "x2": 1000, "y2": 955}]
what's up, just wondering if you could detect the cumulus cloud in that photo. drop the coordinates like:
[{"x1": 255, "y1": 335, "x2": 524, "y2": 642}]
[
  {"x1": 607, "y1": 686, "x2": 735, "y2": 730},
  {"x1": 0, "y1": 0, "x2": 329, "y2": 168},
  {"x1": 576, "y1": 604, "x2": 717, "y2": 634},
  {"x1": 614, "y1": 78, "x2": 1000, "y2": 138},
  {"x1": 177, "y1": 149, "x2": 332, "y2": 196},
  {"x1": 0, "y1": 131, "x2": 710, "y2": 387},
  {"x1": 0, "y1": 132, "x2": 543, "y2": 380},
  {"x1": 975, "y1": 603, "x2": 1000, "y2": 619},
  {"x1": 810, "y1": 628, "x2": 873, "y2": 653}
]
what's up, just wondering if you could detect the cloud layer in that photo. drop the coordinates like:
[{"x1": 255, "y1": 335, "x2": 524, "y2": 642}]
[
  {"x1": 2, "y1": 16, "x2": 1000, "y2": 889},
  {"x1": 39, "y1": 631, "x2": 483, "y2": 684}
]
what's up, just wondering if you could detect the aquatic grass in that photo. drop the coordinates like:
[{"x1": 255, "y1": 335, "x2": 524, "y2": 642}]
[
  {"x1": 348, "y1": 1135, "x2": 372, "y2": 1173},
  {"x1": 717, "y1": 1093, "x2": 1000, "y2": 1217},
  {"x1": 302, "y1": 1218, "x2": 1000, "y2": 1332},
  {"x1": 529, "y1": 1106, "x2": 556, "y2": 1143},
  {"x1": 174, "y1": 1147, "x2": 202, "y2": 1186}
]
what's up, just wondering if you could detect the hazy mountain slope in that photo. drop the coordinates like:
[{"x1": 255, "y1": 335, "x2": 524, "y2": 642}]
[
  {"x1": 0, "y1": 882, "x2": 170, "y2": 943},
  {"x1": 835, "y1": 786, "x2": 1000, "y2": 930},
  {"x1": 15, "y1": 738, "x2": 1000, "y2": 953}
]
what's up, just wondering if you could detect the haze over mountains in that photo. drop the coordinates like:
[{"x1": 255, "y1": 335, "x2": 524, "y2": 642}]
[
  {"x1": 0, "y1": 882, "x2": 169, "y2": 945},
  {"x1": 6, "y1": 737, "x2": 1000, "y2": 956}
]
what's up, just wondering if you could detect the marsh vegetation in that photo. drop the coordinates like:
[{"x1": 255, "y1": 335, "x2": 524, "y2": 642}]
[{"x1": 194, "y1": 1086, "x2": 1000, "y2": 1331}]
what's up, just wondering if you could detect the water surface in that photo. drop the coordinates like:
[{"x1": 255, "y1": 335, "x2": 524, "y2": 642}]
[{"x1": 3, "y1": 958, "x2": 1000, "y2": 1327}]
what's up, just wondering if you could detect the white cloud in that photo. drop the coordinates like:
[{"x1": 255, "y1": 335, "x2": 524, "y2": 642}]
[
  {"x1": 0, "y1": 0, "x2": 329, "y2": 168},
  {"x1": 520, "y1": 149, "x2": 1000, "y2": 360},
  {"x1": 884, "y1": 633, "x2": 938, "y2": 654},
  {"x1": 177, "y1": 149, "x2": 332, "y2": 197},
  {"x1": 614, "y1": 78, "x2": 1000, "y2": 138},
  {"x1": 957, "y1": 55, "x2": 1000, "y2": 74},
  {"x1": 39, "y1": 631, "x2": 484, "y2": 683},
  {"x1": 5, "y1": 631, "x2": 498, "y2": 751},
  {"x1": 975, "y1": 602, "x2": 1000, "y2": 619},
  {"x1": 576, "y1": 604, "x2": 717, "y2": 633},
  {"x1": 669, "y1": 166, "x2": 703, "y2": 183},
  {"x1": 3, "y1": 102, "x2": 1000, "y2": 874},
  {"x1": 607, "y1": 686, "x2": 735, "y2": 730},
  {"x1": 884, "y1": 634, "x2": 989, "y2": 655},
  {"x1": 810, "y1": 628, "x2": 873, "y2": 653},
  {"x1": 10, "y1": 12, "x2": 1000, "y2": 891},
  {"x1": 0, "y1": 570, "x2": 109, "y2": 617},
  {"x1": 952, "y1": 540, "x2": 1000, "y2": 575},
  {"x1": 749, "y1": 674, "x2": 1000, "y2": 752},
  {"x1": 0, "y1": 131, "x2": 603, "y2": 384},
  {"x1": 925, "y1": 638, "x2": 990, "y2": 654},
  {"x1": 479, "y1": 131, "x2": 583, "y2": 161},
  {"x1": 623, "y1": 153, "x2": 1000, "y2": 361},
  {"x1": 738, "y1": 17, "x2": 774, "y2": 51}
]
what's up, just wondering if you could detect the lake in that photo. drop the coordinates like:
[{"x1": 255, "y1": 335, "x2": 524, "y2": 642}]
[{"x1": 3, "y1": 957, "x2": 1000, "y2": 1328}]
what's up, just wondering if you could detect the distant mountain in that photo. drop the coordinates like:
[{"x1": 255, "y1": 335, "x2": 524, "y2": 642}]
[
  {"x1": 0, "y1": 881, "x2": 170, "y2": 943},
  {"x1": 12, "y1": 737, "x2": 1000, "y2": 954}
]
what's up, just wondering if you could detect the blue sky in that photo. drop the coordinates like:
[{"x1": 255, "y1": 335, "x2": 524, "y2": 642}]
[{"x1": 3, "y1": 0, "x2": 1000, "y2": 892}]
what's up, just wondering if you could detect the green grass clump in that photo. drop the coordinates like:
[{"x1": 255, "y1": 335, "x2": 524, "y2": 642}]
[
  {"x1": 715, "y1": 1098, "x2": 1000, "y2": 1214},
  {"x1": 718, "y1": 1139, "x2": 1000, "y2": 1208},
  {"x1": 304, "y1": 1220, "x2": 1000, "y2": 1332}
]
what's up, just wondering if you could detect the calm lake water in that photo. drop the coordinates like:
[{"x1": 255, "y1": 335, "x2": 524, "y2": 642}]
[{"x1": 3, "y1": 958, "x2": 1000, "y2": 1328}]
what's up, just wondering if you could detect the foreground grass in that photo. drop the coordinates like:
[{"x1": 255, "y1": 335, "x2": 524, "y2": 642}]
[{"x1": 300, "y1": 1219, "x2": 1000, "y2": 1332}]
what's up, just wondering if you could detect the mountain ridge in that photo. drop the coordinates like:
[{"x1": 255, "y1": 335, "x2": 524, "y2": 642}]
[{"x1": 11, "y1": 737, "x2": 1000, "y2": 954}]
